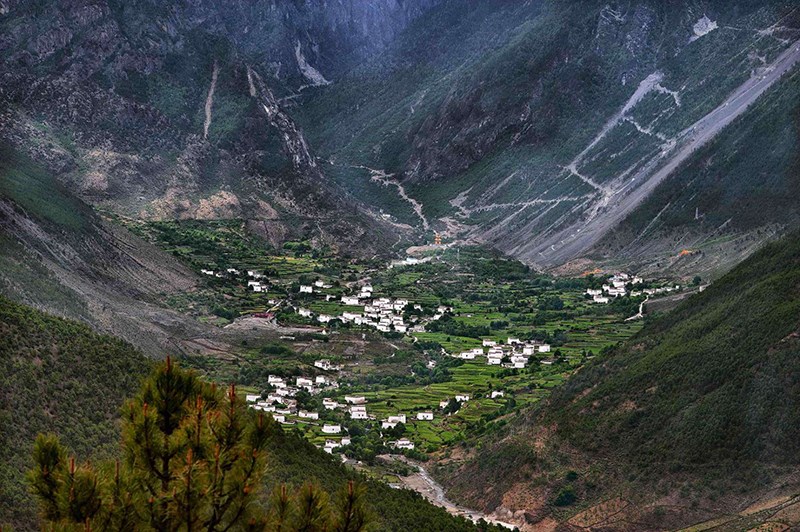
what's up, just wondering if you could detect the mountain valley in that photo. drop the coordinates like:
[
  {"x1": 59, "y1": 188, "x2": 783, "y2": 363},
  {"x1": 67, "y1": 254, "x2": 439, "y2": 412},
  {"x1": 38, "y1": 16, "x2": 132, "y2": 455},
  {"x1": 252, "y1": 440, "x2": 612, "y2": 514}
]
[{"x1": 2, "y1": 1, "x2": 800, "y2": 530}]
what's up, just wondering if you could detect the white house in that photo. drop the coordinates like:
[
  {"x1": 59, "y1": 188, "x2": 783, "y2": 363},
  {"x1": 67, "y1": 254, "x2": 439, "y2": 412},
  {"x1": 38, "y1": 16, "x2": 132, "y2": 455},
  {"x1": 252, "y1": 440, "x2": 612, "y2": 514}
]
[
  {"x1": 201, "y1": 269, "x2": 214, "y2": 276},
  {"x1": 245, "y1": 394, "x2": 260, "y2": 403},
  {"x1": 511, "y1": 355, "x2": 528, "y2": 365},
  {"x1": 298, "y1": 410, "x2": 319, "y2": 420},
  {"x1": 318, "y1": 314, "x2": 333, "y2": 323},
  {"x1": 298, "y1": 308, "x2": 312, "y2": 318},
  {"x1": 226, "y1": 268, "x2": 240, "y2": 275},
  {"x1": 417, "y1": 412, "x2": 434, "y2": 421},
  {"x1": 341, "y1": 437, "x2": 351, "y2": 446},
  {"x1": 393, "y1": 299, "x2": 409, "y2": 311},
  {"x1": 381, "y1": 421, "x2": 398, "y2": 429},
  {"x1": 507, "y1": 337, "x2": 521, "y2": 345},
  {"x1": 322, "y1": 424, "x2": 341, "y2": 434},
  {"x1": 314, "y1": 359, "x2": 339, "y2": 371},
  {"x1": 341, "y1": 296, "x2": 360, "y2": 306},
  {"x1": 299, "y1": 285, "x2": 314, "y2": 294},
  {"x1": 593, "y1": 295, "x2": 610, "y2": 304},
  {"x1": 322, "y1": 398, "x2": 339, "y2": 410},
  {"x1": 268, "y1": 375, "x2": 285, "y2": 386},
  {"x1": 350, "y1": 407, "x2": 368, "y2": 420},
  {"x1": 395, "y1": 324, "x2": 408, "y2": 333},
  {"x1": 388, "y1": 414, "x2": 406, "y2": 424},
  {"x1": 538, "y1": 344, "x2": 551, "y2": 353},
  {"x1": 455, "y1": 394, "x2": 470, "y2": 402},
  {"x1": 482, "y1": 339, "x2": 497, "y2": 347},
  {"x1": 439, "y1": 400, "x2": 450, "y2": 409},
  {"x1": 272, "y1": 414, "x2": 286, "y2": 423},
  {"x1": 459, "y1": 351, "x2": 476, "y2": 360},
  {"x1": 342, "y1": 312, "x2": 361, "y2": 322},
  {"x1": 491, "y1": 391, "x2": 505, "y2": 399},
  {"x1": 296, "y1": 377, "x2": 313, "y2": 388},
  {"x1": 274, "y1": 387, "x2": 295, "y2": 398},
  {"x1": 486, "y1": 356, "x2": 502, "y2": 365},
  {"x1": 586, "y1": 288, "x2": 602, "y2": 296},
  {"x1": 394, "y1": 439, "x2": 415, "y2": 450},
  {"x1": 345, "y1": 395, "x2": 366, "y2": 404}
]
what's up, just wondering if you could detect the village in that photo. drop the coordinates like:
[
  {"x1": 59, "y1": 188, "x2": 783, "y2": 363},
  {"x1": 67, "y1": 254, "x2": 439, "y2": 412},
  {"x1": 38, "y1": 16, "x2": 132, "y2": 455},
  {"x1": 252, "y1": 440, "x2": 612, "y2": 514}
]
[
  {"x1": 128, "y1": 222, "x2": 687, "y2": 460},
  {"x1": 240, "y1": 330, "x2": 557, "y2": 456},
  {"x1": 192, "y1": 252, "x2": 680, "y2": 458},
  {"x1": 585, "y1": 272, "x2": 680, "y2": 304}
]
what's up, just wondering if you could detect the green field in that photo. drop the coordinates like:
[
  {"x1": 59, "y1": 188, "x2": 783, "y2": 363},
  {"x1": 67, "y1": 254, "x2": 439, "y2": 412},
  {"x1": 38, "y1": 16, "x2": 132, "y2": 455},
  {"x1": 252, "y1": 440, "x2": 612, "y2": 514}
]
[{"x1": 127, "y1": 220, "x2": 668, "y2": 462}]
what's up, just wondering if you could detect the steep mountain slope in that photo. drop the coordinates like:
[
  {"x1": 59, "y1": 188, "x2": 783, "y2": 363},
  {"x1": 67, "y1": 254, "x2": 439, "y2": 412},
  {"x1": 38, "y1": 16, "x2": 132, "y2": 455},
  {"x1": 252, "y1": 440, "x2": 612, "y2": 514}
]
[
  {"x1": 0, "y1": 296, "x2": 152, "y2": 529},
  {"x1": 0, "y1": 0, "x2": 402, "y2": 254},
  {"x1": 593, "y1": 64, "x2": 800, "y2": 279},
  {"x1": 3, "y1": 0, "x2": 798, "y2": 271},
  {"x1": 0, "y1": 142, "x2": 210, "y2": 355},
  {"x1": 0, "y1": 298, "x2": 493, "y2": 531},
  {"x1": 293, "y1": 0, "x2": 800, "y2": 273},
  {"x1": 437, "y1": 230, "x2": 800, "y2": 529}
]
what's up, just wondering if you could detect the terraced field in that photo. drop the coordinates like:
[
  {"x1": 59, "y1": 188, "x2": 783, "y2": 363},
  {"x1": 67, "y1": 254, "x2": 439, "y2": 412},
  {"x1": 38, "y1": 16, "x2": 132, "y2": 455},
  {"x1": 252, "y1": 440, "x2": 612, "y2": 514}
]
[{"x1": 126, "y1": 220, "x2": 673, "y2": 459}]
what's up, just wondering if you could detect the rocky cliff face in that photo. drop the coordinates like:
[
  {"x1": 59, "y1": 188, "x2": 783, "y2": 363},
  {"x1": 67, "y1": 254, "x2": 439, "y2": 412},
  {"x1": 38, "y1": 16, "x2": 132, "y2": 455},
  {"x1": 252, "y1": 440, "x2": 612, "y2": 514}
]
[{"x1": 0, "y1": 0, "x2": 426, "y2": 255}]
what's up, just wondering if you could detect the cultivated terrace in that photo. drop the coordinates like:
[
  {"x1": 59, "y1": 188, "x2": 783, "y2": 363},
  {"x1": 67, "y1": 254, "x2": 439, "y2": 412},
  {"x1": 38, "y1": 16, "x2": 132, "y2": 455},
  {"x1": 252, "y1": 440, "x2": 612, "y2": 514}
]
[{"x1": 124, "y1": 218, "x2": 686, "y2": 481}]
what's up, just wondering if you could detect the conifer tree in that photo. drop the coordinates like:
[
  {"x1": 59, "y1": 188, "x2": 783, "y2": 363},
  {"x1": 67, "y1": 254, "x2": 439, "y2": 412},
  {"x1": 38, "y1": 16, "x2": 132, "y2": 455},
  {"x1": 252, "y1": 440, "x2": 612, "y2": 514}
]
[{"x1": 28, "y1": 358, "x2": 371, "y2": 531}]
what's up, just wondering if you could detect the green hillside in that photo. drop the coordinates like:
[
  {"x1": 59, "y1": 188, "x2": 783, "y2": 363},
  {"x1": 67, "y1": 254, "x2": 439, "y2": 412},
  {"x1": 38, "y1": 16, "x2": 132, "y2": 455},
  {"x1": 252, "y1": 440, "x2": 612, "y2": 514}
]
[
  {"x1": 0, "y1": 297, "x2": 152, "y2": 528},
  {"x1": 439, "y1": 230, "x2": 800, "y2": 525},
  {"x1": 0, "y1": 298, "x2": 492, "y2": 531},
  {"x1": 552, "y1": 229, "x2": 800, "y2": 478}
]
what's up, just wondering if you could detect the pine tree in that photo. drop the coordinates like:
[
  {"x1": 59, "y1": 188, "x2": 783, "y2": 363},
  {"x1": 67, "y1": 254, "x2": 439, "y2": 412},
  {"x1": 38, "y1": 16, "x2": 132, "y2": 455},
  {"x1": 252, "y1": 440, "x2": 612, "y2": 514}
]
[{"x1": 28, "y1": 358, "x2": 371, "y2": 531}]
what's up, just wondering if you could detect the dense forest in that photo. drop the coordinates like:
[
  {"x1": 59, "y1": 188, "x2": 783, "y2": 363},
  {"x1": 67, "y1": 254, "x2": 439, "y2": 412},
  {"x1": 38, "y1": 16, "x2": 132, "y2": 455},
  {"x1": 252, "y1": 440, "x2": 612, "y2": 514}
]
[{"x1": 0, "y1": 297, "x2": 152, "y2": 527}]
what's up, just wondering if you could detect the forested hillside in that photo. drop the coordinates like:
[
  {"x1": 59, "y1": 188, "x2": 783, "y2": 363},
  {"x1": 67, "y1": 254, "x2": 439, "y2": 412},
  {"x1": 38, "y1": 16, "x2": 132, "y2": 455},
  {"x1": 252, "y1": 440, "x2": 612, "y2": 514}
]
[
  {"x1": 0, "y1": 298, "x2": 493, "y2": 531},
  {"x1": 439, "y1": 231, "x2": 800, "y2": 528},
  {"x1": 0, "y1": 296, "x2": 152, "y2": 528}
]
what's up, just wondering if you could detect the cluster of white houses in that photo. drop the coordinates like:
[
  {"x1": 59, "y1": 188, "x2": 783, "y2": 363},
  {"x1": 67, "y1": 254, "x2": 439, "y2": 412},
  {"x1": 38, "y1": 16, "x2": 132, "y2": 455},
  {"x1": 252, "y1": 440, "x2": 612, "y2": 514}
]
[
  {"x1": 295, "y1": 284, "x2": 453, "y2": 335},
  {"x1": 451, "y1": 337, "x2": 551, "y2": 368},
  {"x1": 586, "y1": 273, "x2": 644, "y2": 304},
  {"x1": 248, "y1": 376, "x2": 511, "y2": 455},
  {"x1": 199, "y1": 267, "x2": 274, "y2": 293},
  {"x1": 245, "y1": 373, "x2": 338, "y2": 421}
]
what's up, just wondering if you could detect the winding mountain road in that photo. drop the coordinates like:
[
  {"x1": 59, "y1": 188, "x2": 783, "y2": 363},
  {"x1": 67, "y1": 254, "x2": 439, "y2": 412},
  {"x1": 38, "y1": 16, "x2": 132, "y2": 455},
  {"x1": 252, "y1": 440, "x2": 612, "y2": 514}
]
[{"x1": 524, "y1": 39, "x2": 800, "y2": 266}]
